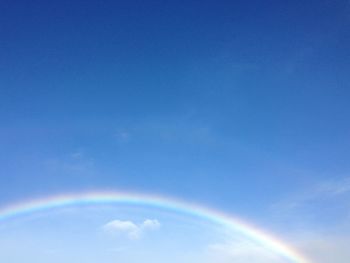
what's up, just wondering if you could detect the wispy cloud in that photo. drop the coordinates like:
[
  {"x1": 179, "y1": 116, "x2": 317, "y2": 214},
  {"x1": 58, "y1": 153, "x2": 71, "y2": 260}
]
[
  {"x1": 44, "y1": 151, "x2": 95, "y2": 175},
  {"x1": 264, "y1": 177, "x2": 350, "y2": 262},
  {"x1": 113, "y1": 115, "x2": 218, "y2": 147},
  {"x1": 114, "y1": 129, "x2": 131, "y2": 143},
  {"x1": 102, "y1": 219, "x2": 160, "y2": 240},
  {"x1": 206, "y1": 240, "x2": 282, "y2": 263},
  {"x1": 313, "y1": 177, "x2": 350, "y2": 196},
  {"x1": 271, "y1": 176, "x2": 350, "y2": 212},
  {"x1": 207, "y1": 234, "x2": 350, "y2": 263},
  {"x1": 293, "y1": 233, "x2": 350, "y2": 263}
]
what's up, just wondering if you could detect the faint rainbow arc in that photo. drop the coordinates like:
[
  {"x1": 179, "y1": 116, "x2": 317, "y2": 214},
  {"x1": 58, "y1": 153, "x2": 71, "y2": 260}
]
[{"x1": 0, "y1": 191, "x2": 310, "y2": 263}]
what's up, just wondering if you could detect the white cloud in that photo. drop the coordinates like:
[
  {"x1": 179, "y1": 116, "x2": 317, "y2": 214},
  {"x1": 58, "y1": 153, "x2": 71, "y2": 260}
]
[
  {"x1": 142, "y1": 219, "x2": 161, "y2": 230},
  {"x1": 102, "y1": 219, "x2": 160, "y2": 240},
  {"x1": 103, "y1": 220, "x2": 141, "y2": 240}
]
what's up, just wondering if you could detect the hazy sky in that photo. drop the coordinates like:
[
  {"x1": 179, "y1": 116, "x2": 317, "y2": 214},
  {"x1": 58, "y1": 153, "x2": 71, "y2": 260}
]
[{"x1": 0, "y1": 1, "x2": 350, "y2": 262}]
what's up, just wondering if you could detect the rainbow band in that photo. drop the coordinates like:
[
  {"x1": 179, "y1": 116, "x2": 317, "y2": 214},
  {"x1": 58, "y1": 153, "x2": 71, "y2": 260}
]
[{"x1": 0, "y1": 191, "x2": 310, "y2": 263}]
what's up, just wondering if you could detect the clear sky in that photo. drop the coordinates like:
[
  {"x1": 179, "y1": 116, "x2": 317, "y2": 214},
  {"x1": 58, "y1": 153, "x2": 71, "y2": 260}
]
[{"x1": 0, "y1": 1, "x2": 350, "y2": 262}]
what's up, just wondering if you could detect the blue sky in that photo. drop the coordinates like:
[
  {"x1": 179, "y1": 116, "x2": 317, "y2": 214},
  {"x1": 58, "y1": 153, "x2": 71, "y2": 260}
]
[{"x1": 1, "y1": 1, "x2": 350, "y2": 261}]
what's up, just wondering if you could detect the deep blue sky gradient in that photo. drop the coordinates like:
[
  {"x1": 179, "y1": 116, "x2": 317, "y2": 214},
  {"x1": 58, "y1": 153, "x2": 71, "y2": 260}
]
[{"x1": 1, "y1": 0, "x2": 350, "y2": 227}]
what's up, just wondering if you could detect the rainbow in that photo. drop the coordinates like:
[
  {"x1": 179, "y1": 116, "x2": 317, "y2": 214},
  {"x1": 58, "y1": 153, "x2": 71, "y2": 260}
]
[{"x1": 0, "y1": 191, "x2": 310, "y2": 263}]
